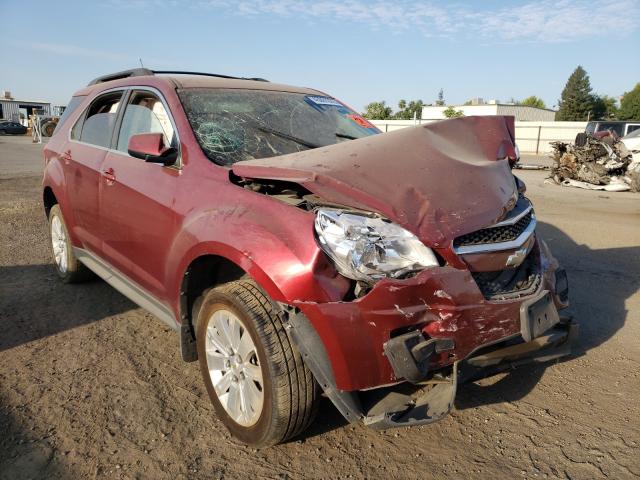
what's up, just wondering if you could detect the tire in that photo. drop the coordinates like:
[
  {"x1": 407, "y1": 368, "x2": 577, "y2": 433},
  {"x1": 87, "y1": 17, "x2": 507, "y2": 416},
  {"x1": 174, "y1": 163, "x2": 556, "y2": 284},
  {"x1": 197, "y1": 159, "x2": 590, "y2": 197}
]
[
  {"x1": 195, "y1": 279, "x2": 318, "y2": 447},
  {"x1": 43, "y1": 122, "x2": 57, "y2": 137},
  {"x1": 0, "y1": 129, "x2": 6, "y2": 135},
  {"x1": 48, "y1": 205, "x2": 92, "y2": 283},
  {"x1": 575, "y1": 132, "x2": 588, "y2": 147}
]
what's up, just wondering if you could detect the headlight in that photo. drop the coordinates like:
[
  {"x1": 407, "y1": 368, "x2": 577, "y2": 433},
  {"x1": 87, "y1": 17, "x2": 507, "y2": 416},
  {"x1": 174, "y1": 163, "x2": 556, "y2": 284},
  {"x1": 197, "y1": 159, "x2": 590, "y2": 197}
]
[{"x1": 314, "y1": 209, "x2": 439, "y2": 284}]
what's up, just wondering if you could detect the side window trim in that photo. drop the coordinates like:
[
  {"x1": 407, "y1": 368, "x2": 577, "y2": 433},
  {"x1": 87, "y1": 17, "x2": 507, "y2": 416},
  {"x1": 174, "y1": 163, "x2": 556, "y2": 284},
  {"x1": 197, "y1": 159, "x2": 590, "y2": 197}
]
[
  {"x1": 69, "y1": 88, "x2": 125, "y2": 150},
  {"x1": 111, "y1": 89, "x2": 132, "y2": 151},
  {"x1": 68, "y1": 86, "x2": 181, "y2": 168},
  {"x1": 111, "y1": 86, "x2": 182, "y2": 169}
]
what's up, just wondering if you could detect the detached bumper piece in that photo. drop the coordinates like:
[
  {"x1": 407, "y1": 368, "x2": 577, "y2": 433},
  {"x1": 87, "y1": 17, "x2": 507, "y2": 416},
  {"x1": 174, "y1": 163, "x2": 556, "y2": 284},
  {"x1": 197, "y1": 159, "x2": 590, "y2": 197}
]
[
  {"x1": 383, "y1": 332, "x2": 454, "y2": 383},
  {"x1": 362, "y1": 367, "x2": 458, "y2": 430},
  {"x1": 459, "y1": 317, "x2": 577, "y2": 383}
]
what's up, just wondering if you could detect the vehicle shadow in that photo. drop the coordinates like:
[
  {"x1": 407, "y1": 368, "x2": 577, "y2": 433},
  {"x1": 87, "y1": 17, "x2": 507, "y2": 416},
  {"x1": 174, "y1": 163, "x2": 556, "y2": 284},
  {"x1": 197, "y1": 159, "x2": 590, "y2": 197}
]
[
  {"x1": 456, "y1": 221, "x2": 639, "y2": 410},
  {"x1": 294, "y1": 397, "x2": 350, "y2": 442},
  {"x1": 0, "y1": 264, "x2": 134, "y2": 352}
]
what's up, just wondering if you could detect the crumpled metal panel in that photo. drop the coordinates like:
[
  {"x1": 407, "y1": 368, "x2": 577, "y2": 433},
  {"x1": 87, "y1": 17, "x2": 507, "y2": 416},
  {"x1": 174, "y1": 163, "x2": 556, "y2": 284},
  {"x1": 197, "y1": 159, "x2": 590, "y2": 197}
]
[
  {"x1": 294, "y1": 239, "x2": 564, "y2": 392},
  {"x1": 232, "y1": 116, "x2": 519, "y2": 247}
]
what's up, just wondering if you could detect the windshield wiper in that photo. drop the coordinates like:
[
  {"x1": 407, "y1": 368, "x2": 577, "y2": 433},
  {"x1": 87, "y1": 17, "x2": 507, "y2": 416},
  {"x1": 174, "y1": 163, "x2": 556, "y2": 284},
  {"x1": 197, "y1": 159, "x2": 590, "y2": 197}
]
[
  {"x1": 255, "y1": 124, "x2": 321, "y2": 149},
  {"x1": 335, "y1": 132, "x2": 359, "y2": 140}
]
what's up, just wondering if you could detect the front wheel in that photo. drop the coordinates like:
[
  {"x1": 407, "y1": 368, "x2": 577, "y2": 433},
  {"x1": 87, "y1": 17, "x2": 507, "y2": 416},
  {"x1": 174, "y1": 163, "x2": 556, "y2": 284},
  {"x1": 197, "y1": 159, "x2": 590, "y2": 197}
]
[{"x1": 194, "y1": 279, "x2": 318, "y2": 447}]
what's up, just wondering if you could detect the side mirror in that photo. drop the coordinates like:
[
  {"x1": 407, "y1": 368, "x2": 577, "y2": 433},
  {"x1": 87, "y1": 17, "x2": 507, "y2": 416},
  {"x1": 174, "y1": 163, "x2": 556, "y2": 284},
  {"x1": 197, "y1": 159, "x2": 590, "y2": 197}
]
[{"x1": 128, "y1": 132, "x2": 177, "y2": 166}]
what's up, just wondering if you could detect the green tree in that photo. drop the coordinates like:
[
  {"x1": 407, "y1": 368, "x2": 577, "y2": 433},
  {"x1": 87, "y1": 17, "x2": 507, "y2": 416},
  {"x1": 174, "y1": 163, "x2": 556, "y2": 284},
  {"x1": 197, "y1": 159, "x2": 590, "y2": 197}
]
[
  {"x1": 592, "y1": 94, "x2": 619, "y2": 119},
  {"x1": 393, "y1": 99, "x2": 425, "y2": 120},
  {"x1": 442, "y1": 106, "x2": 464, "y2": 118},
  {"x1": 618, "y1": 83, "x2": 640, "y2": 120},
  {"x1": 435, "y1": 89, "x2": 445, "y2": 106},
  {"x1": 362, "y1": 101, "x2": 393, "y2": 120},
  {"x1": 519, "y1": 96, "x2": 546, "y2": 109},
  {"x1": 556, "y1": 66, "x2": 595, "y2": 121}
]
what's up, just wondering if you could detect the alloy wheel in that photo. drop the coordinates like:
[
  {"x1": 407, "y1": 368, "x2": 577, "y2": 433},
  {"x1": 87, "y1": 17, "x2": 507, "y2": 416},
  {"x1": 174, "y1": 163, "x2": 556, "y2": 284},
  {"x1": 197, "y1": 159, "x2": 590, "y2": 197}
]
[
  {"x1": 205, "y1": 309, "x2": 264, "y2": 426},
  {"x1": 50, "y1": 215, "x2": 68, "y2": 273}
]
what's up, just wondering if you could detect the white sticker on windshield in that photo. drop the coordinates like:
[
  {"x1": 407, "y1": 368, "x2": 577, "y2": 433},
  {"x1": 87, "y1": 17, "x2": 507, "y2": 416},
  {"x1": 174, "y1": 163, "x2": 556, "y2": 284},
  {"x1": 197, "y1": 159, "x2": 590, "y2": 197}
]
[{"x1": 306, "y1": 96, "x2": 343, "y2": 107}]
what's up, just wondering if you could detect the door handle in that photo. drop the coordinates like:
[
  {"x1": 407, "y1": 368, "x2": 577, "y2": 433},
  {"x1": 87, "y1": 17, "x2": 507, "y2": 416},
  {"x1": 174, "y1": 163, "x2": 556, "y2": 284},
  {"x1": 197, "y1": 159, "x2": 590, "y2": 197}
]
[
  {"x1": 61, "y1": 150, "x2": 72, "y2": 164},
  {"x1": 102, "y1": 167, "x2": 116, "y2": 183}
]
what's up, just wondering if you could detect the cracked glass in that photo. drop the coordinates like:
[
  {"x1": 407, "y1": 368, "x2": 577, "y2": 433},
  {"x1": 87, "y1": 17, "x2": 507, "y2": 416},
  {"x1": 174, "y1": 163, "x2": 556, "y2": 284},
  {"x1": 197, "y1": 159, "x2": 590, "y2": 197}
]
[{"x1": 178, "y1": 88, "x2": 379, "y2": 166}]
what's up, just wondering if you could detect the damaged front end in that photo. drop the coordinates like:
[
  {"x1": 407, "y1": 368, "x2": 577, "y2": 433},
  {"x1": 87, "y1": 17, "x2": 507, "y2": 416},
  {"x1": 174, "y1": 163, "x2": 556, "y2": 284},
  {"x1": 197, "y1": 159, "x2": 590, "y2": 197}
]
[
  {"x1": 231, "y1": 116, "x2": 576, "y2": 429},
  {"x1": 275, "y1": 247, "x2": 575, "y2": 429},
  {"x1": 276, "y1": 236, "x2": 575, "y2": 429}
]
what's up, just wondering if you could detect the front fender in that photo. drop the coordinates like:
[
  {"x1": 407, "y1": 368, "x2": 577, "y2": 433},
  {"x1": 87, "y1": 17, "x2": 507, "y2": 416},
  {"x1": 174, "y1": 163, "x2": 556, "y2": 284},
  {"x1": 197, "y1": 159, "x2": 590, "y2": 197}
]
[{"x1": 166, "y1": 198, "x2": 351, "y2": 315}]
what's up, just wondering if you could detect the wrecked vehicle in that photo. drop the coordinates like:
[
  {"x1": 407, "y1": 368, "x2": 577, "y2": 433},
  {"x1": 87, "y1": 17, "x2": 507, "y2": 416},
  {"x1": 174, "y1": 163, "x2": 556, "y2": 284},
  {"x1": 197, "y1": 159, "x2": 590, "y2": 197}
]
[
  {"x1": 43, "y1": 69, "x2": 575, "y2": 447},
  {"x1": 584, "y1": 120, "x2": 640, "y2": 138},
  {"x1": 622, "y1": 128, "x2": 640, "y2": 162},
  {"x1": 549, "y1": 133, "x2": 640, "y2": 192}
]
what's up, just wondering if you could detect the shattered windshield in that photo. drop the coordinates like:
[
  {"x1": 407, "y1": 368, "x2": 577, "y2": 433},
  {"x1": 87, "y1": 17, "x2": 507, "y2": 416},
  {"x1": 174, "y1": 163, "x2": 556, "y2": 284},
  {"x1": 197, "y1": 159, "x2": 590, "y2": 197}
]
[{"x1": 178, "y1": 88, "x2": 379, "y2": 165}]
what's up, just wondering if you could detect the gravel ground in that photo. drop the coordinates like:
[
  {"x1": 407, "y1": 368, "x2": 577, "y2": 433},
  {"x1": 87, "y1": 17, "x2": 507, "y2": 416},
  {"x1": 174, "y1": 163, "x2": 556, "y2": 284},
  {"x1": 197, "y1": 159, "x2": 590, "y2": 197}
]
[{"x1": 1, "y1": 137, "x2": 639, "y2": 479}]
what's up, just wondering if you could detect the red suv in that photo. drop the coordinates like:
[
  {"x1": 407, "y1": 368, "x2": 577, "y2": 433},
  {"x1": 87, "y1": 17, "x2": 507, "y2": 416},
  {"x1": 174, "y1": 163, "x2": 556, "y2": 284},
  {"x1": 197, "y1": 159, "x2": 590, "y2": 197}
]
[{"x1": 43, "y1": 69, "x2": 576, "y2": 447}]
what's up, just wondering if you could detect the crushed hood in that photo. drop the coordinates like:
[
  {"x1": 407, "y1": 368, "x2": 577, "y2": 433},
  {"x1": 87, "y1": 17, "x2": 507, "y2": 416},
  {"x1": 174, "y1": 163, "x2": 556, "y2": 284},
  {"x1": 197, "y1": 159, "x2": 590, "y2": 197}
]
[{"x1": 232, "y1": 116, "x2": 519, "y2": 247}]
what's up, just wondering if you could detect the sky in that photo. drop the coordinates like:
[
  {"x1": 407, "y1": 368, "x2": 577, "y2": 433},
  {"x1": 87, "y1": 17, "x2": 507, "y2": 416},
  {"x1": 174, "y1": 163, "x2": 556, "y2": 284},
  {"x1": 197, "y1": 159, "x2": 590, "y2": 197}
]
[{"x1": 1, "y1": 0, "x2": 639, "y2": 112}]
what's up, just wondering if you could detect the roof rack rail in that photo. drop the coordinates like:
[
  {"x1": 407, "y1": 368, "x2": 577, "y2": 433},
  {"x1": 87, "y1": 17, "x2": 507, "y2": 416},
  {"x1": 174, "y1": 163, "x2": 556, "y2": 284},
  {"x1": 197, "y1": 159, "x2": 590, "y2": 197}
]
[
  {"x1": 153, "y1": 70, "x2": 269, "y2": 82},
  {"x1": 87, "y1": 69, "x2": 269, "y2": 86},
  {"x1": 87, "y1": 68, "x2": 154, "y2": 86}
]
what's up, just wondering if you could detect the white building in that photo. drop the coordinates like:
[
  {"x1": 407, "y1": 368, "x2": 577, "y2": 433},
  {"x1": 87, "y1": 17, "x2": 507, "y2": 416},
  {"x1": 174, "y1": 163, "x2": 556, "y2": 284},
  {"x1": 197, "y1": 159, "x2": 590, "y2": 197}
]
[{"x1": 422, "y1": 104, "x2": 556, "y2": 122}]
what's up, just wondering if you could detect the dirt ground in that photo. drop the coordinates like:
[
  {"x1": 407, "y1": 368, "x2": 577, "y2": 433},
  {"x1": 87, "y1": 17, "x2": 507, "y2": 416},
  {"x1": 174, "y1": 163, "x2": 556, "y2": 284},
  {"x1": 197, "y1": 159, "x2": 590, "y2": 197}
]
[{"x1": 1, "y1": 136, "x2": 639, "y2": 479}]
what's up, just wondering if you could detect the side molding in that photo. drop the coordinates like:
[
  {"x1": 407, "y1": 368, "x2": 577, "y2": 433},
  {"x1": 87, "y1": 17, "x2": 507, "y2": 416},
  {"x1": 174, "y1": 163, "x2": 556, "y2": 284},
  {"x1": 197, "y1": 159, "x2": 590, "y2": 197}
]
[{"x1": 74, "y1": 248, "x2": 179, "y2": 331}]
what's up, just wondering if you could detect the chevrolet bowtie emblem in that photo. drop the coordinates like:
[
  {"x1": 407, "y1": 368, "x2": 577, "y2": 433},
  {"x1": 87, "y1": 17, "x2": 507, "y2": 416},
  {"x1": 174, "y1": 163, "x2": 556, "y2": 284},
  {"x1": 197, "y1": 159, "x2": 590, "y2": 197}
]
[{"x1": 505, "y1": 247, "x2": 528, "y2": 267}]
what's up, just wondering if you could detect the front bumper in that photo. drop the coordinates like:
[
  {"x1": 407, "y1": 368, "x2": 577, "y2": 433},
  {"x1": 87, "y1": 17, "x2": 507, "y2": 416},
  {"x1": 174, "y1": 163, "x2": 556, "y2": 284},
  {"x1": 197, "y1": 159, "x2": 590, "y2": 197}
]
[
  {"x1": 294, "y1": 239, "x2": 568, "y2": 391},
  {"x1": 283, "y1": 302, "x2": 576, "y2": 429}
]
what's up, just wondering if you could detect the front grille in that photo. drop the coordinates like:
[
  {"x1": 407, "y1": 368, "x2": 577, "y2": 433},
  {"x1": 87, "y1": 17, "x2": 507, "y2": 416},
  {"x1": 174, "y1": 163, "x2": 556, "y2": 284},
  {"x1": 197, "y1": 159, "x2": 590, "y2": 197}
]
[
  {"x1": 472, "y1": 251, "x2": 540, "y2": 300},
  {"x1": 454, "y1": 211, "x2": 533, "y2": 248}
]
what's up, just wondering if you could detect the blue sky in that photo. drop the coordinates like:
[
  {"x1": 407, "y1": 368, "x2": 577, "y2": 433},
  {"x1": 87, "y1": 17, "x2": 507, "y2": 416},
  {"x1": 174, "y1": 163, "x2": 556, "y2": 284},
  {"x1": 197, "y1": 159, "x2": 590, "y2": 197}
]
[{"x1": 1, "y1": 0, "x2": 639, "y2": 111}]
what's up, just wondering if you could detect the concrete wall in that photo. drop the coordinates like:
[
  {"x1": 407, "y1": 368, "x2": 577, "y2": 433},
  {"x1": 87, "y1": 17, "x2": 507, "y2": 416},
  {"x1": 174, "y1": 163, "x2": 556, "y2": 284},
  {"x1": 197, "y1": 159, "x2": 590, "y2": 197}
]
[
  {"x1": 515, "y1": 121, "x2": 586, "y2": 154},
  {"x1": 371, "y1": 119, "x2": 435, "y2": 132},
  {"x1": 370, "y1": 119, "x2": 588, "y2": 154},
  {"x1": 422, "y1": 105, "x2": 497, "y2": 119}
]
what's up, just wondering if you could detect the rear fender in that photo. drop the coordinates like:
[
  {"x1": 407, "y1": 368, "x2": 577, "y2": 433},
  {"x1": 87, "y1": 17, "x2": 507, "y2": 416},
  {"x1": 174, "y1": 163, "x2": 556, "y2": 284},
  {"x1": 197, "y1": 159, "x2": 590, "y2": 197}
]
[{"x1": 42, "y1": 158, "x2": 81, "y2": 247}]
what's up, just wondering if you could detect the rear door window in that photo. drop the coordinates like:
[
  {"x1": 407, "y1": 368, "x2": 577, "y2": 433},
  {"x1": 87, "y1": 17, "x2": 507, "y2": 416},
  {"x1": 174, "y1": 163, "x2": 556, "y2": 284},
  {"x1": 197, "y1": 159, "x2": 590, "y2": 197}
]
[
  {"x1": 116, "y1": 90, "x2": 176, "y2": 153},
  {"x1": 71, "y1": 91, "x2": 123, "y2": 148},
  {"x1": 54, "y1": 96, "x2": 86, "y2": 134}
]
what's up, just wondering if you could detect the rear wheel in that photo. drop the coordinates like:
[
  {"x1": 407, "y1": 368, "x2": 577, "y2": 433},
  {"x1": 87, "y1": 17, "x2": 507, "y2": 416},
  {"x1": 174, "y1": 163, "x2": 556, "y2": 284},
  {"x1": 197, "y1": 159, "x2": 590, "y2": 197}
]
[
  {"x1": 42, "y1": 122, "x2": 57, "y2": 137},
  {"x1": 48, "y1": 205, "x2": 92, "y2": 283},
  {"x1": 575, "y1": 132, "x2": 588, "y2": 147},
  {"x1": 195, "y1": 279, "x2": 318, "y2": 447}
]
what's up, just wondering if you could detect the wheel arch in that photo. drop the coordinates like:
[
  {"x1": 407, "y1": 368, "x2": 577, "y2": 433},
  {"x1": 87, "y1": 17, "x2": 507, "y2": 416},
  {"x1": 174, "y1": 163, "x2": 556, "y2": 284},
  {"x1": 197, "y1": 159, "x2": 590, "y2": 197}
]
[
  {"x1": 43, "y1": 186, "x2": 58, "y2": 218},
  {"x1": 177, "y1": 246, "x2": 289, "y2": 362}
]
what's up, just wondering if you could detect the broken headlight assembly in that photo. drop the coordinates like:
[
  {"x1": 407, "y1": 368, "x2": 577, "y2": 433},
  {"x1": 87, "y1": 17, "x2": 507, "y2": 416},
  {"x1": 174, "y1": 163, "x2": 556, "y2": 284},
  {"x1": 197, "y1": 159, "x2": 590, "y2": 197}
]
[{"x1": 314, "y1": 209, "x2": 439, "y2": 284}]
